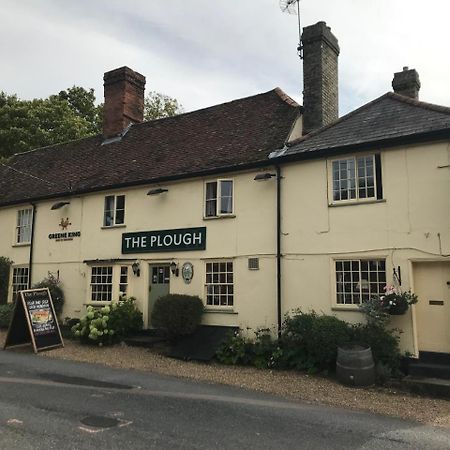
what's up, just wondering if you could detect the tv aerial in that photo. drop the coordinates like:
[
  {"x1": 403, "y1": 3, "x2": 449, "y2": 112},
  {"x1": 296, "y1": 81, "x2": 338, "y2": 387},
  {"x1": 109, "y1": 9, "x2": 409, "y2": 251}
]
[{"x1": 279, "y1": 0, "x2": 303, "y2": 59}]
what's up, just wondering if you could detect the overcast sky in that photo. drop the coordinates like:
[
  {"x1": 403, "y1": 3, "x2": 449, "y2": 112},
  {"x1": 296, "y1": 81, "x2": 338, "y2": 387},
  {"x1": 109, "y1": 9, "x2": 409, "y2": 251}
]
[{"x1": 1, "y1": 0, "x2": 449, "y2": 115}]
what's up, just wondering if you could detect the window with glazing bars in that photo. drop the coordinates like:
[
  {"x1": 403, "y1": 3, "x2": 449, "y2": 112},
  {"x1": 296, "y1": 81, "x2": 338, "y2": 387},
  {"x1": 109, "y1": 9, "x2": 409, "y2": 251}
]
[
  {"x1": 91, "y1": 266, "x2": 113, "y2": 301},
  {"x1": 205, "y1": 261, "x2": 234, "y2": 306},
  {"x1": 16, "y1": 208, "x2": 33, "y2": 243},
  {"x1": 12, "y1": 267, "x2": 29, "y2": 298},
  {"x1": 103, "y1": 195, "x2": 125, "y2": 227},
  {"x1": 205, "y1": 180, "x2": 233, "y2": 217},
  {"x1": 119, "y1": 266, "x2": 128, "y2": 296},
  {"x1": 335, "y1": 259, "x2": 386, "y2": 305},
  {"x1": 331, "y1": 154, "x2": 382, "y2": 202}
]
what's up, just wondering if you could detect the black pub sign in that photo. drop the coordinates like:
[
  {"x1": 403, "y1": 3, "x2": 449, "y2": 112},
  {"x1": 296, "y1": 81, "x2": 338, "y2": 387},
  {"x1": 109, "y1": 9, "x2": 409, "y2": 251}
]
[{"x1": 122, "y1": 227, "x2": 206, "y2": 253}]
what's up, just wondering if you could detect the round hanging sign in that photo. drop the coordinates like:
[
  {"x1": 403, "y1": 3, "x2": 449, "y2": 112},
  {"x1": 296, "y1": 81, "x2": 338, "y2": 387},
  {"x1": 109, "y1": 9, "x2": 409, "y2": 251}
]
[{"x1": 182, "y1": 262, "x2": 194, "y2": 284}]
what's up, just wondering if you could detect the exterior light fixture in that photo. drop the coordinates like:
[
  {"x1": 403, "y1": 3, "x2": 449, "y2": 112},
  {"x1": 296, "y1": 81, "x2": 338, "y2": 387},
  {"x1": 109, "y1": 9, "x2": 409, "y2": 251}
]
[
  {"x1": 170, "y1": 261, "x2": 179, "y2": 277},
  {"x1": 51, "y1": 201, "x2": 70, "y2": 210},
  {"x1": 254, "y1": 173, "x2": 276, "y2": 181},
  {"x1": 131, "y1": 261, "x2": 141, "y2": 277},
  {"x1": 147, "y1": 188, "x2": 168, "y2": 195}
]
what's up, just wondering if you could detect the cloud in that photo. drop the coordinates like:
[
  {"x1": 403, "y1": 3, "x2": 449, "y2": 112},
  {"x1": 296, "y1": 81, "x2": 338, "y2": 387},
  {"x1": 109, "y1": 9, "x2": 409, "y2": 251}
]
[{"x1": 1, "y1": 0, "x2": 449, "y2": 115}]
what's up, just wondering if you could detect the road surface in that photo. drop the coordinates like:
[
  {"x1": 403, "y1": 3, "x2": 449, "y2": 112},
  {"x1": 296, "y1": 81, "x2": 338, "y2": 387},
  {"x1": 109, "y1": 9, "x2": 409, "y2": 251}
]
[{"x1": 0, "y1": 350, "x2": 449, "y2": 449}]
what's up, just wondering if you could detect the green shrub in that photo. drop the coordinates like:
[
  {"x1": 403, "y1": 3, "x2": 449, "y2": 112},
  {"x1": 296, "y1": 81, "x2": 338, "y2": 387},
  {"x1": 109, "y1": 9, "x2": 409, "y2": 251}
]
[
  {"x1": 33, "y1": 274, "x2": 64, "y2": 317},
  {"x1": 351, "y1": 324, "x2": 402, "y2": 379},
  {"x1": 216, "y1": 330, "x2": 254, "y2": 365},
  {"x1": 216, "y1": 328, "x2": 281, "y2": 368},
  {"x1": 71, "y1": 296, "x2": 142, "y2": 346},
  {"x1": 0, "y1": 257, "x2": 12, "y2": 305},
  {"x1": 151, "y1": 294, "x2": 204, "y2": 340},
  {"x1": 0, "y1": 303, "x2": 14, "y2": 328},
  {"x1": 281, "y1": 310, "x2": 352, "y2": 372}
]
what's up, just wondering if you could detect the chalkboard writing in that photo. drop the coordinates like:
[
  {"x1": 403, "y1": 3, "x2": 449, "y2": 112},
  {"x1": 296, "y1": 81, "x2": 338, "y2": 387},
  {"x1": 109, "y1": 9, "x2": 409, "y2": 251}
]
[{"x1": 4, "y1": 288, "x2": 64, "y2": 353}]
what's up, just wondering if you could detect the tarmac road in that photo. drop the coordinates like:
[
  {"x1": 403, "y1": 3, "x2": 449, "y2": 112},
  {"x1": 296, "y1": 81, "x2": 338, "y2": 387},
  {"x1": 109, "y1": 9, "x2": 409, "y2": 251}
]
[{"x1": 0, "y1": 350, "x2": 449, "y2": 449}]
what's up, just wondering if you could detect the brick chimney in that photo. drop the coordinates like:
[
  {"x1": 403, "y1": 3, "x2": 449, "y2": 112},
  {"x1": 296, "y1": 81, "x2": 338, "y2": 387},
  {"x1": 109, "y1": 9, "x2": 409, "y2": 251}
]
[
  {"x1": 103, "y1": 66, "x2": 146, "y2": 138},
  {"x1": 301, "y1": 21, "x2": 340, "y2": 135},
  {"x1": 392, "y1": 67, "x2": 420, "y2": 99}
]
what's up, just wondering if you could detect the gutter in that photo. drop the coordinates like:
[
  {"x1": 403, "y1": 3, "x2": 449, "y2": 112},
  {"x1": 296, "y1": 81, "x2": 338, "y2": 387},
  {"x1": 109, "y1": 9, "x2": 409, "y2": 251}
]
[{"x1": 28, "y1": 203, "x2": 36, "y2": 289}]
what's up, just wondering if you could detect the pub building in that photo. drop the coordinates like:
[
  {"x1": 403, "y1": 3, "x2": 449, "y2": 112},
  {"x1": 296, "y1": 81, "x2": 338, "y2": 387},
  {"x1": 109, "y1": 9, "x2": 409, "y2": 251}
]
[{"x1": 1, "y1": 22, "x2": 449, "y2": 357}]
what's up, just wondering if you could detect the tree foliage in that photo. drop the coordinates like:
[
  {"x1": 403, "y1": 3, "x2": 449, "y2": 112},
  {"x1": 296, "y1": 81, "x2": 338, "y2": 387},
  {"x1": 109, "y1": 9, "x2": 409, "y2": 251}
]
[
  {"x1": 0, "y1": 88, "x2": 101, "y2": 159},
  {"x1": 144, "y1": 91, "x2": 183, "y2": 121},
  {"x1": 0, "y1": 87, "x2": 182, "y2": 159}
]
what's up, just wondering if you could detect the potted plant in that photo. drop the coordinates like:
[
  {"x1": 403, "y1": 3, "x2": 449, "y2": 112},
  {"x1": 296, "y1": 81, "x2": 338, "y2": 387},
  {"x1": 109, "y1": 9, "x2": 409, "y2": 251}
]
[{"x1": 380, "y1": 285, "x2": 418, "y2": 315}]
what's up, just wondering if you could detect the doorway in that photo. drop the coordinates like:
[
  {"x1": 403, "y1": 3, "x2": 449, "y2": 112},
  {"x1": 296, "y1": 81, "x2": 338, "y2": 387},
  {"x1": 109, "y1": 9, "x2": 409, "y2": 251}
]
[
  {"x1": 413, "y1": 262, "x2": 450, "y2": 353},
  {"x1": 148, "y1": 265, "x2": 170, "y2": 328}
]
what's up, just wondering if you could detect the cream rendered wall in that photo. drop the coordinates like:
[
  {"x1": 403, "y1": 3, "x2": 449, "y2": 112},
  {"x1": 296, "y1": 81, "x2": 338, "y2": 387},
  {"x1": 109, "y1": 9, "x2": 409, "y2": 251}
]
[
  {"x1": 1, "y1": 140, "x2": 448, "y2": 353},
  {"x1": 281, "y1": 141, "x2": 450, "y2": 354},
  {"x1": 0, "y1": 169, "x2": 279, "y2": 331}
]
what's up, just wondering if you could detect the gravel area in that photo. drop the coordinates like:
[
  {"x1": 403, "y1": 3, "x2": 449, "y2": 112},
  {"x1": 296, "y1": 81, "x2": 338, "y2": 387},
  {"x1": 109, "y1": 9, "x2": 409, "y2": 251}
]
[{"x1": 1, "y1": 331, "x2": 449, "y2": 427}]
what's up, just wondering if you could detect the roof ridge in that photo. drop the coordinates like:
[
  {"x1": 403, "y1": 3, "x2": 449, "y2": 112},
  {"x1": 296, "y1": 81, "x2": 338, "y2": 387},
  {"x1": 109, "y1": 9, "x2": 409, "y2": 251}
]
[
  {"x1": 387, "y1": 92, "x2": 450, "y2": 115},
  {"x1": 273, "y1": 87, "x2": 300, "y2": 108},
  {"x1": 287, "y1": 92, "x2": 392, "y2": 147},
  {"x1": 131, "y1": 88, "x2": 293, "y2": 129}
]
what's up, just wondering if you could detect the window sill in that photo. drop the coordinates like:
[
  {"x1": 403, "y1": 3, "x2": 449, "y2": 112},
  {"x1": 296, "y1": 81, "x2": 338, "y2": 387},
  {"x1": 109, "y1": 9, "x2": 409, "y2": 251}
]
[
  {"x1": 328, "y1": 199, "x2": 386, "y2": 208},
  {"x1": 331, "y1": 306, "x2": 364, "y2": 312},
  {"x1": 83, "y1": 301, "x2": 112, "y2": 306},
  {"x1": 204, "y1": 308, "x2": 238, "y2": 315},
  {"x1": 12, "y1": 242, "x2": 31, "y2": 247},
  {"x1": 203, "y1": 214, "x2": 236, "y2": 221},
  {"x1": 101, "y1": 224, "x2": 126, "y2": 230}
]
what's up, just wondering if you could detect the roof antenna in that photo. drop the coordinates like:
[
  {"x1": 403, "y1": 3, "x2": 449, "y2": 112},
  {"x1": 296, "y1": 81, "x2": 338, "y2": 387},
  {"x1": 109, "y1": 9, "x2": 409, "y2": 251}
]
[{"x1": 279, "y1": 0, "x2": 303, "y2": 59}]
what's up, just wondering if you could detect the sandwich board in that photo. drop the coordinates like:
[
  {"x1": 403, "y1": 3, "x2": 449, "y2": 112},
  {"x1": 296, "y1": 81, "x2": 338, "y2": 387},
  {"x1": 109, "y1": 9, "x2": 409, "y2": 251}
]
[{"x1": 3, "y1": 288, "x2": 64, "y2": 353}]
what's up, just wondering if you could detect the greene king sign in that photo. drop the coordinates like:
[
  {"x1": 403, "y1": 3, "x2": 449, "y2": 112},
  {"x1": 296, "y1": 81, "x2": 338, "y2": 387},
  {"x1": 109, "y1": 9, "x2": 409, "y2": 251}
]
[{"x1": 122, "y1": 227, "x2": 206, "y2": 254}]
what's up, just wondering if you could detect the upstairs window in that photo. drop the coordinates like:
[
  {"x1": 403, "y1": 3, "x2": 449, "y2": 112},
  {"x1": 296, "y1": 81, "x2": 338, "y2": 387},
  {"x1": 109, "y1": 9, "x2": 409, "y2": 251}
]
[
  {"x1": 103, "y1": 195, "x2": 125, "y2": 227},
  {"x1": 330, "y1": 154, "x2": 382, "y2": 203},
  {"x1": 205, "y1": 179, "x2": 233, "y2": 217},
  {"x1": 16, "y1": 208, "x2": 33, "y2": 244}
]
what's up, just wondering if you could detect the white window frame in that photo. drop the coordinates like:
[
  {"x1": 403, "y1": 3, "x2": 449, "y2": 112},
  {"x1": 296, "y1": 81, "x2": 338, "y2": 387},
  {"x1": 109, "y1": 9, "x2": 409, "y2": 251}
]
[
  {"x1": 205, "y1": 260, "x2": 234, "y2": 308},
  {"x1": 90, "y1": 266, "x2": 113, "y2": 302},
  {"x1": 15, "y1": 208, "x2": 33, "y2": 244},
  {"x1": 333, "y1": 258, "x2": 387, "y2": 308},
  {"x1": 204, "y1": 179, "x2": 234, "y2": 218},
  {"x1": 103, "y1": 194, "x2": 126, "y2": 227},
  {"x1": 88, "y1": 264, "x2": 132, "y2": 304},
  {"x1": 328, "y1": 154, "x2": 381, "y2": 204},
  {"x1": 10, "y1": 266, "x2": 29, "y2": 301}
]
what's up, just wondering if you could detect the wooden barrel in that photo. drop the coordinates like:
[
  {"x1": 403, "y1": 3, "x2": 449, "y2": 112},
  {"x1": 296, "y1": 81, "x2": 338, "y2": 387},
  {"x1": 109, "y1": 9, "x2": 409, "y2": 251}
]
[{"x1": 336, "y1": 344, "x2": 375, "y2": 386}]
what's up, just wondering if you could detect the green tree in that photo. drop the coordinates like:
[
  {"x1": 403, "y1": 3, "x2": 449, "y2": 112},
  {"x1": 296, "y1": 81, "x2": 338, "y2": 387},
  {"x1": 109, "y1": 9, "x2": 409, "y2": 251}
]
[
  {"x1": 0, "y1": 88, "x2": 100, "y2": 159},
  {"x1": 0, "y1": 88, "x2": 182, "y2": 159},
  {"x1": 144, "y1": 91, "x2": 183, "y2": 121}
]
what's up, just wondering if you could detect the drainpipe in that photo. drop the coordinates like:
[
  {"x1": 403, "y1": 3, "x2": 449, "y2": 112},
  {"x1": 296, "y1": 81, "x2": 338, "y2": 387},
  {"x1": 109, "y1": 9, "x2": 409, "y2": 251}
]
[
  {"x1": 28, "y1": 203, "x2": 36, "y2": 289},
  {"x1": 276, "y1": 165, "x2": 282, "y2": 338}
]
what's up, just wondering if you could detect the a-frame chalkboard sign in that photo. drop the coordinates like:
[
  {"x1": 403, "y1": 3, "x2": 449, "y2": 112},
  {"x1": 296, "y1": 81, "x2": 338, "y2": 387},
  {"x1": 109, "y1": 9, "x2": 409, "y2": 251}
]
[{"x1": 4, "y1": 288, "x2": 64, "y2": 353}]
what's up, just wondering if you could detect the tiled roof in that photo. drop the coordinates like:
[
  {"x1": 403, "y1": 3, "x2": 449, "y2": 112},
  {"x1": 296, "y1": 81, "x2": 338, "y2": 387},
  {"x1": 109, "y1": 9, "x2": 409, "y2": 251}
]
[
  {"x1": 0, "y1": 89, "x2": 299, "y2": 207},
  {"x1": 276, "y1": 92, "x2": 450, "y2": 158}
]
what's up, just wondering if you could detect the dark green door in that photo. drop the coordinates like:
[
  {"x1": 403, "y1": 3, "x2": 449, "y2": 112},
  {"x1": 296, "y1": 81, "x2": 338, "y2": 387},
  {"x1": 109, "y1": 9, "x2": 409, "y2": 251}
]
[{"x1": 148, "y1": 265, "x2": 170, "y2": 327}]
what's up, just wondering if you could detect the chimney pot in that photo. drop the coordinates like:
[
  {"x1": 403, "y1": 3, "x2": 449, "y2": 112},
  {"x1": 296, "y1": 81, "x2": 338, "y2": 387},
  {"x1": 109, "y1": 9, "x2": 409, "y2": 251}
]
[
  {"x1": 103, "y1": 66, "x2": 146, "y2": 139},
  {"x1": 392, "y1": 67, "x2": 420, "y2": 100},
  {"x1": 301, "y1": 21, "x2": 340, "y2": 135}
]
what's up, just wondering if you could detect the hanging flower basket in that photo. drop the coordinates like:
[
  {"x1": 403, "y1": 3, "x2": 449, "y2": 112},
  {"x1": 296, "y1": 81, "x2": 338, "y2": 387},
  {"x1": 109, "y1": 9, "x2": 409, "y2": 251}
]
[
  {"x1": 387, "y1": 302, "x2": 409, "y2": 315},
  {"x1": 380, "y1": 285, "x2": 418, "y2": 316}
]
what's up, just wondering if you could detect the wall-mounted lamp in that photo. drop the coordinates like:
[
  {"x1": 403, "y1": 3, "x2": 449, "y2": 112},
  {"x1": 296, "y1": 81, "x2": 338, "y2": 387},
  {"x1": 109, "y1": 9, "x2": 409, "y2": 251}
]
[
  {"x1": 132, "y1": 261, "x2": 141, "y2": 277},
  {"x1": 170, "y1": 261, "x2": 179, "y2": 277},
  {"x1": 254, "y1": 173, "x2": 276, "y2": 181},
  {"x1": 147, "y1": 188, "x2": 168, "y2": 195},
  {"x1": 51, "y1": 201, "x2": 70, "y2": 210}
]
